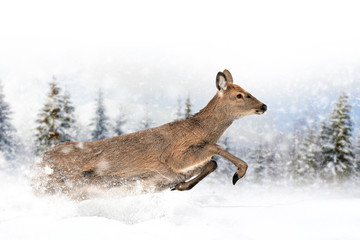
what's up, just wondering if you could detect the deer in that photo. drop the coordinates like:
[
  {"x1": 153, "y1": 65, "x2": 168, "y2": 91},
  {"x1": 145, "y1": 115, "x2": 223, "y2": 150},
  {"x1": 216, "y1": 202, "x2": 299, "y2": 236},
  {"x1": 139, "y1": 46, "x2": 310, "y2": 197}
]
[{"x1": 35, "y1": 69, "x2": 267, "y2": 197}]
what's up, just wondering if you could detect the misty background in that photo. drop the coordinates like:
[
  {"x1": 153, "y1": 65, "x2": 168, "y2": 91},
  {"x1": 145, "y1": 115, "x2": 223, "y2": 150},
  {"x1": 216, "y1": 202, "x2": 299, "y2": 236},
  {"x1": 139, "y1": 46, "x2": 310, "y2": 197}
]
[
  {"x1": 1, "y1": 1, "x2": 360, "y2": 240},
  {"x1": 0, "y1": 0, "x2": 360, "y2": 183},
  {"x1": 1, "y1": 0, "x2": 360, "y2": 141}
]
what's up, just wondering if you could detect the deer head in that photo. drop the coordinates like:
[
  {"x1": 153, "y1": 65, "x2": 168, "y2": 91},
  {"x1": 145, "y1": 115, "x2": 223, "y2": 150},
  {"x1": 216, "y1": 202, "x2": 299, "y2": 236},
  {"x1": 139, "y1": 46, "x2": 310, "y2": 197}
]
[{"x1": 215, "y1": 69, "x2": 267, "y2": 120}]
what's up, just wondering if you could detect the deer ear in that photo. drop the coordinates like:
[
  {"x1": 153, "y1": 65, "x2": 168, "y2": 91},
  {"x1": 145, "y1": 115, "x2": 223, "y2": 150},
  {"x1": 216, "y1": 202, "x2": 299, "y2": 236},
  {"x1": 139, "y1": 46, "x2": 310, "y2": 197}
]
[
  {"x1": 216, "y1": 72, "x2": 228, "y2": 91},
  {"x1": 223, "y1": 69, "x2": 233, "y2": 84}
]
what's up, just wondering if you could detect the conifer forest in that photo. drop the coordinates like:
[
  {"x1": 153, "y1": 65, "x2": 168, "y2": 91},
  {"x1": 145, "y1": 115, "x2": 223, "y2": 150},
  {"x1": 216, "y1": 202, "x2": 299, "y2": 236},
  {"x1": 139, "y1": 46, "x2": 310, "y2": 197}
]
[{"x1": 0, "y1": 74, "x2": 359, "y2": 187}]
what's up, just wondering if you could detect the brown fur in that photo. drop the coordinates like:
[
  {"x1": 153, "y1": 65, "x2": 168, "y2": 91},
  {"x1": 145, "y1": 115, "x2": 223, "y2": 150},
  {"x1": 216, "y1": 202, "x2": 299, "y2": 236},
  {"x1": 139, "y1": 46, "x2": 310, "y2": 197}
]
[{"x1": 35, "y1": 69, "x2": 266, "y2": 197}]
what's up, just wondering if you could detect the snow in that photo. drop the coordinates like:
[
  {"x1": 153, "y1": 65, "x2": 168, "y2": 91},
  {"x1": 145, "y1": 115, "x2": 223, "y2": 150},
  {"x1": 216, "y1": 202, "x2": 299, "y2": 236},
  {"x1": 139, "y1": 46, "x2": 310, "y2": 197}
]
[
  {"x1": 1, "y1": 168, "x2": 360, "y2": 240},
  {"x1": 0, "y1": 1, "x2": 359, "y2": 239}
]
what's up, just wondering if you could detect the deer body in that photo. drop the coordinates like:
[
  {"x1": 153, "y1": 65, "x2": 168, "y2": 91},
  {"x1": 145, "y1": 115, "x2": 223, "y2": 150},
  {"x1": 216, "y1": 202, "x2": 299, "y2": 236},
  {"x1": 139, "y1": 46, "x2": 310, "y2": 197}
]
[{"x1": 38, "y1": 70, "x2": 266, "y2": 196}]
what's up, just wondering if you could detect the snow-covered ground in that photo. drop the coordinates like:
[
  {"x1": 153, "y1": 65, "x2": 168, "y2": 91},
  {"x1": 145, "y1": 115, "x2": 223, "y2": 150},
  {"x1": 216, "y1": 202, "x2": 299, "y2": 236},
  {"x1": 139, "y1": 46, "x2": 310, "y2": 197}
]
[{"x1": 1, "y1": 168, "x2": 360, "y2": 240}]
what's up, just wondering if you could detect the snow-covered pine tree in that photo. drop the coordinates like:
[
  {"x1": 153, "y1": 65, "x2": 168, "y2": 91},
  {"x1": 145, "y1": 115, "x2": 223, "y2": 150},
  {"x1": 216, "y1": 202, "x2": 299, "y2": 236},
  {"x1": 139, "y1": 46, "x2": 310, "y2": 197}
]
[
  {"x1": 263, "y1": 132, "x2": 293, "y2": 185},
  {"x1": 90, "y1": 89, "x2": 111, "y2": 141},
  {"x1": 248, "y1": 143, "x2": 266, "y2": 184},
  {"x1": 285, "y1": 124, "x2": 305, "y2": 184},
  {"x1": 284, "y1": 135, "x2": 297, "y2": 183},
  {"x1": 0, "y1": 82, "x2": 18, "y2": 160},
  {"x1": 113, "y1": 105, "x2": 126, "y2": 136},
  {"x1": 60, "y1": 89, "x2": 76, "y2": 142},
  {"x1": 357, "y1": 132, "x2": 360, "y2": 156},
  {"x1": 184, "y1": 96, "x2": 193, "y2": 119},
  {"x1": 357, "y1": 132, "x2": 360, "y2": 157},
  {"x1": 35, "y1": 77, "x2": 64, "y2": 155},
  {"x1": 353, "y1": 130, "x2": 360, "y2": 180},
  {"x1": 293, "y1": 141, "x2": 307, "y2": 184},
  {"x1": 305, "y1": 126, "x2": 322, "y2": 180},
  {"x1": 261, "y1": 141, "x2": 277, "y2": 183},
  {"x1": 319, "y1": 120, "x2": 334, "y2": 163},
  {"x1": 294, "y1": 125, "x2": 320, "y2": 185},
  {"x1": 271, "y1": 141, "x2": 287, "y2": 184},
  {"x1": 323, "y1": 92, "x2": 355, "y2": 182},
  {"x1": 319, "y1": 120, "x2": 333, "y2": 177}
]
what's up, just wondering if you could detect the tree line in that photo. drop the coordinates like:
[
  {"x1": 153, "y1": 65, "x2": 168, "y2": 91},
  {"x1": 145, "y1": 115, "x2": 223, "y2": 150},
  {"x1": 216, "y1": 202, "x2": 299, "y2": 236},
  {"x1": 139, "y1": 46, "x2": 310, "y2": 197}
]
[
  {"x1": 32, "y1": 78, "x2": 194, "y2": 156},
  {"x1": 0, "y1": 77, "x2": 359, "y2": 186},
  {"x1": 0, "y1": 77, "x2": 195, "y2": 162},
  {"x1": 215, "y1": 91, "x2": 360, "y2": 185}
]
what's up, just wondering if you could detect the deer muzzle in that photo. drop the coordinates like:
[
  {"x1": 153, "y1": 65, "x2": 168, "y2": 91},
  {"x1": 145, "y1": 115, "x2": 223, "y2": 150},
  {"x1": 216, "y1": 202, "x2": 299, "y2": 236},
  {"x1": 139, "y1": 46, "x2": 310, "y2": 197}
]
[{"x1": 255, "y1": 104, "x2": 267, "y2": 114}]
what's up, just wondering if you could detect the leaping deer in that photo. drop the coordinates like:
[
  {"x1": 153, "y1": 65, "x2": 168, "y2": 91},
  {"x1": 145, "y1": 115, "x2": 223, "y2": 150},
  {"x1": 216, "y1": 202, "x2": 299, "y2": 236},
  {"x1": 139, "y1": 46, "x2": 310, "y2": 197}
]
[{"x1": 37, "y1": 69, "x2": 266, "y2": 196}]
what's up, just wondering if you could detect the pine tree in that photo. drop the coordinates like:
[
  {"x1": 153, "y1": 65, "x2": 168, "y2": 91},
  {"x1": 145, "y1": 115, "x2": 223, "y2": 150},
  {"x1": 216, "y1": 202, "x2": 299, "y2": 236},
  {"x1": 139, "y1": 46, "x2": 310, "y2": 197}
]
[
  {"x1": 184, "y1": 96, "x2": 193, "y2": 119},
  {"x1": 322, "y1": 92, "x2": 355, "y2": 182},
  {"x1": 248, "y1": 143, "x2": 266, "y2": 184},
  {"x1": 90, "y1": 89, "x2": 110, "y2": 141},
  {"x1": 294, "y1": 141, "x2": 307, "y2": 183},
  {"x1": 357, "y1": 133, "x2": 360, "y2": 157},
  {"x1": 266, "y1": 141, "x2": 280, "y2": 182},
  {"x1": 285, "y1": 125, "x2": 305, "y2": 183},
  {"x1": 353, "y1": 131, "x2": 360, "y2": 179},
  {"x1": 60, "y1": 89, "x2": 76, "y2": 142},
  {"x1": 319, "y1": 120, "x2": 333, "y2": 168},
  {"x1": 35, "y1": 77, "x2": 64, "y2": 155},
  {"x1": 113, "y1": 105, "x2": 126, "y2": 136},
  {"x1": 294, "y1": 125, "x2": 320, "y2": 184},
  {"x1": 357, "y1": 133, "x2": 360, "y2": 158},
  {"x1": 285, "y1": 135, "x2": 297, "y2": 183},
  {"x1": 0, "y1": 82, "x2": 18, "y2": 160}
]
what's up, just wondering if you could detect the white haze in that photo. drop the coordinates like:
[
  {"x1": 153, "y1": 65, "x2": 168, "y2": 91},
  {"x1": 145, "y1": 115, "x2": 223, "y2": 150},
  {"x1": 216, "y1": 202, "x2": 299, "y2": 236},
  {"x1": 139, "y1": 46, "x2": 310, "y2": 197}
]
[
  {"x1": 1, "y1": 0, "x2": 360, "y2": 141},
  {"x1": 1, "y1": 1, "x2": 360, "y2": 239}
]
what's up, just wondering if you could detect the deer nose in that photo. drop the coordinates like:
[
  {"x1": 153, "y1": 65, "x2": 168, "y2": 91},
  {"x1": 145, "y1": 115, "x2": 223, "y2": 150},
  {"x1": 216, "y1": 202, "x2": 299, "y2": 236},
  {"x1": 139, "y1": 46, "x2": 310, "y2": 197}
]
[{"x1": 261, "y1": 104, "x2": 267, "y2": 112}]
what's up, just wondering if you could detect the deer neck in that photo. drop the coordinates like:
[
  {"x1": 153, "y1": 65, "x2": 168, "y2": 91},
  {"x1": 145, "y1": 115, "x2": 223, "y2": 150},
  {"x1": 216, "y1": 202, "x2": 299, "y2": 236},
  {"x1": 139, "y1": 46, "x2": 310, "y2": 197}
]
[{"x1": 192, "y1": 94, "x2": 233, "y2": 143}]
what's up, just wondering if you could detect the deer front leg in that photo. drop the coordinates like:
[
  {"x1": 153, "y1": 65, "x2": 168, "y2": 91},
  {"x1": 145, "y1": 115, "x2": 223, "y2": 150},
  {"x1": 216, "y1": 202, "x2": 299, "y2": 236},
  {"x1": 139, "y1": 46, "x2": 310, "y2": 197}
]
[
  {"x1": 208, "y1": 144, "x2": 248, "y2": 185},
  {"x1": 171, "y1": 160, "x2": 217, "y2": 191}
]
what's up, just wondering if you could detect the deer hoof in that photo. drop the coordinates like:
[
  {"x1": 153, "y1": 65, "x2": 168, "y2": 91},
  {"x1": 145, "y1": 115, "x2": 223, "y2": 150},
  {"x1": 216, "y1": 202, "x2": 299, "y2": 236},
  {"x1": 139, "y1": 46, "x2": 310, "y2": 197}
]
[{"x1": 232, "y1": 172, "x2": 239, "y2": 185}]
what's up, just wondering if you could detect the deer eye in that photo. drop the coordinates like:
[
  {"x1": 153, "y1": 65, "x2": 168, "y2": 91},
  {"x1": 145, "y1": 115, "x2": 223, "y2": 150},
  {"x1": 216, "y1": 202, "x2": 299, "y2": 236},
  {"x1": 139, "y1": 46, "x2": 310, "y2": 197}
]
[
  {"x1": 247, "y1": 95, "x2": 251, "y2": 98},
  {"x1": 237, "y1": 94, "x2": 243, "y2": 99}
]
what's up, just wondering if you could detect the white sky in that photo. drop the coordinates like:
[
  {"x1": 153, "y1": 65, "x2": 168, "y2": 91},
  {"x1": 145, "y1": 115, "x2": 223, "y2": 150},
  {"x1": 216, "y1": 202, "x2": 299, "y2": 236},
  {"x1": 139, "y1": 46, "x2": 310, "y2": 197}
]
[{"x1": 0, "y1": 0, "x2": 360, "y2": 141}]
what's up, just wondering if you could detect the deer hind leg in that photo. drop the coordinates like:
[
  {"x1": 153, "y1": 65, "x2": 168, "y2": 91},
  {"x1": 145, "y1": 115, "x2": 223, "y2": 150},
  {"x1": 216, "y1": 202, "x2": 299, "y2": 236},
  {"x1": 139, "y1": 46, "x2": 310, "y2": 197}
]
[{"x1": 171, "y1": 160, "x2": 217, "y2": 191}]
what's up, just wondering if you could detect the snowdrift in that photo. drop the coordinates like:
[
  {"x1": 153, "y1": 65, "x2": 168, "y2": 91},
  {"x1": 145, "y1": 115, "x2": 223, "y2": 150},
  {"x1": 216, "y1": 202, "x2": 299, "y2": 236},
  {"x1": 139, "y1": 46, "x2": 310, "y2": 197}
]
[{"x1": 1, "y1": 165, "x2": 360, "y2": 240}]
